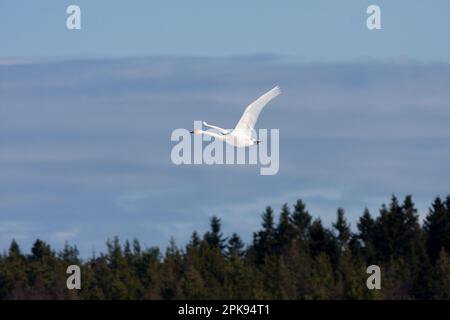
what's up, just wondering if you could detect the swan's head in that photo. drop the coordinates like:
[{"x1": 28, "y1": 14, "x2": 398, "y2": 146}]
[
  {"x1": 251, "y1": 138, "x2": 262, "y2": 145},
  {"x1": 190, "y1": 129, "x2": 201, "y2": 134}
]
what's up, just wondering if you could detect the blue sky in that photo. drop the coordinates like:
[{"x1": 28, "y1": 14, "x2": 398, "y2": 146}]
[
  {"x1": 1, "y1": 1, "x2": 450, "y2": 256},
  {"x1": 1, "y1": 1, "x2": 450, "y2": 62}
]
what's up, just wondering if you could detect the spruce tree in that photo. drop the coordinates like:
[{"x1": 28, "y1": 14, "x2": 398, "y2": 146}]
[
  {"x1": 357, "y1": 208, "x2": 376, "y2": 263},
  {"x1": 253, "y1": 206, "x2": 276, "y2": 262},
  {"x1": 204, "y1": 216, "x2": 226, "y2": 252},
  {"x1": 310, "y1": 252, "x2": 336, "y2": 299},
  {"x1": 292, "y1": 199, "x2": 312, "y2": 240},
  {"x1": 358, "y1": 208, "x2": 375, "y2": 243},
  {"x1": 276, "y1": 203, "x2": 296, "y2": 251},
  {"x1": 424, "y1": 196, "x2": 450, "y2": 262},
  {"x1": 333, "y1": 208, "x2": 351, "y2": 250},
  {"x1": 227, "y1": 233, "x2": 245, "y2": 258},
  {"x1": 309, "y1": 218, "x2": 337, "y2": 265},
  {"x1": 434, "y1": 248, "x2": 450, "y2": 299}
]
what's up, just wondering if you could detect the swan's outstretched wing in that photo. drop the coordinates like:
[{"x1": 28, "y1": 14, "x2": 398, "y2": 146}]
[
  {"x1": 203, "y1": 121, "x2": 230, "y2": 135},
  {"x1": 233, "y1": 86, "x2": 281, "y2": 135}
]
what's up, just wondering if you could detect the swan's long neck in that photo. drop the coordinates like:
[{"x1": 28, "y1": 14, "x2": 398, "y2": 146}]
[
  {"x1": 193, "y1": 130, "x2": 225, "y2": 141},
  {"x1": 203, "y1": 122, "x2": 230, "y2": 135}
]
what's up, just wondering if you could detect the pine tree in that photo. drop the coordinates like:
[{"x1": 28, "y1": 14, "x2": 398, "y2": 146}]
[
  {"x1": 182, "y1": 265, "x2": 206, "y2": 299},
  {"x1": 132, "y1": 238, "x2": 141, "y2": 257},
  {"x1": 424, "y1": 196, "x2": 450, "y2": 262},
  {"x1": 253, "y1": 206, "x2": 276, "y2": 262},
  {"x1": 309, "y1": 218, "x2": 337, "y2": 265},
  {"x1": 24, "y1": 239, "x2": 65, "y2": 299},
  {"x1": 104, "y1": 237, "x2": 129, "y2": 299},
  {"x1": 310, "y1": 252, "x2": 337, "y2": 299},
  {"x1": 384, "y1": 257, "x2": 413, "y2": 299},
  {"x1": 59, "y1": 242, "x2": 80, "y2": 264},
  {"x1": 140, "y1": 246, "x2": 161, "y2": 299},
  {"x1": 224, "y1": 246, "x2": 257, "y2": 299},
  {"x1": 260, "y1": 254, "x2": 289, "y2": 299},
  {"x1": 30, "y1": 239, "x2": 53, "y2": 261},
  {"x1": 160, "y1": 238, "x2": 183, "y2": 299},
  {"x1": 357, "y1": 208, "x2": 376, "y2": 262},
  {"x1": 189, "y1": 231, "x2": 201, "y2": 249},
  {"x1": 198, "y1": 240, "x2": 227, "y2": 298},
  {"x1": 333, "y1": 208, "x2": 351, "y2": 250},
  {"x1": 373, "y1": 195, "x2": 423, "y2": 262},
  {"x1": 0, "y1": 240, "x2": 27, "y2": 299},
  {"x1": 434, "y1": 248, "x2": 450, "y2": 299},
  {"x1": 373, "y1": 196, "x2": 401, "y2": 260},
  {"x1": 358, "y1": 208, "x2": 375, "y2": 243},
  {"x1": 276, "y1": 203, "x2": 296, "y2": 251},
  {"x1": 284, "y1": 240, "x2": 312, "y2": 299},
  {"x1": 291, "y1": 199, "x2": 312, "y2": 240},
  {"x1": 227, "y1": 233, "x2": 245, "y2": 258},
  {"x1": 336, "y1": 249, "x2": 365, "y2": 299},
  {"x1": 204, "y1": 216, "x2": 226, "y2": 252},
  {"x1": 401, "y1": 195, "x2": 424, "y2": 258}
]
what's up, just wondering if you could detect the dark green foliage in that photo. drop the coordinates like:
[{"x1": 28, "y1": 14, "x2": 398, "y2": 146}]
[
  {"x1": 333, "y1": 208, "x2": 351, "y2": 249},
  {"x1": 292, "y1": 199, "x2": 312, "y2": 240},
  {"x1": 204, "y1": 216, "x2": 226, "y2": 252},
  {"x1": 0, "y1": 195, "x2": 450, "y2": 299},
  {"x1": 275, "y1": 204, "x2": 296, "y2": 254},
  {"x1": 227, "y1": 233, "x2": 245, "y2": 258},
  {"x1": 424, "y1": 197, "x2": 450, "y2": 263},
  {"x1": 253, "y1": 206, "x2": 276, "y2": 263},
  {"x1": 309, "y1": 219, "x2": 338, "y2": 265}
]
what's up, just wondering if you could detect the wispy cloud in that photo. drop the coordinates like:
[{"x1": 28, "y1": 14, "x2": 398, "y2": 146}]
[{"x1": 0, "y1": 59, "x2": 32, "y2": 66}]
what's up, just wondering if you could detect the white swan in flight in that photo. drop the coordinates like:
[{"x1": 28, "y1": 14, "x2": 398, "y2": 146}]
[{"x1": 191, "y1": 86, "x2": 281, "y2": 147}]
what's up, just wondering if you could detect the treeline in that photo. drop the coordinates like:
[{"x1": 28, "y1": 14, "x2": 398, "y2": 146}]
[{"x1": 1, "y1": 195, "x2": 450, "y2": 299}]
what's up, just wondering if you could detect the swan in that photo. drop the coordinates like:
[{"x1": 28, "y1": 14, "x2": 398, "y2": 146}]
[{"x1": 190, "y1": 86, "x2": 281, "y2": 147}]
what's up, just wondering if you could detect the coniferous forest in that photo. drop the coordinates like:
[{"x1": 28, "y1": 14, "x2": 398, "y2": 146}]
[{"x1": 1, "y1": 195, "x2": 450, "y2": 300}]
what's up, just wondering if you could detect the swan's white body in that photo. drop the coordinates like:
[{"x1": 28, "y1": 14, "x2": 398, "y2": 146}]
[{"x1": 191, "y1": 86, "x2": 281, "y2": 147}]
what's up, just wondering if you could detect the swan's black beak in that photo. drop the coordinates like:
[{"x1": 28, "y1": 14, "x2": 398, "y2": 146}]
[
  {"x1": 190, "y1": 130, "x2": 194, "y2": 134},
  {"x1": 256, "y1": 140, "x2": 262, "y2": 144}
]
